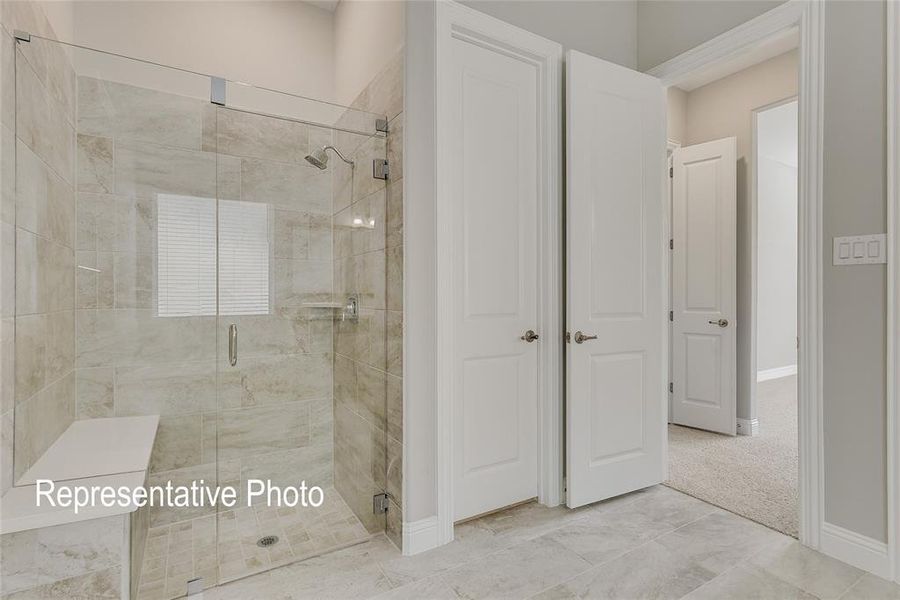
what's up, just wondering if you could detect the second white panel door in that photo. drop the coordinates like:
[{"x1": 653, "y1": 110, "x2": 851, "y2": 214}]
[
  {"x1": 446, "y1": 19, "x2": 549, "y2": 522},
  {"x1": 671, "y1": 138, "x2": 738, "y2": 435}
]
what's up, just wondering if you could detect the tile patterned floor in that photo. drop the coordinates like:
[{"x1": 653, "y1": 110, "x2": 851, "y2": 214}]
[
  {"x1": 194, "y1": 485, "x2": 900, "y2": 600},
  {"x1": 137, "y1": 487, "x2": 371, "y2": 600}
]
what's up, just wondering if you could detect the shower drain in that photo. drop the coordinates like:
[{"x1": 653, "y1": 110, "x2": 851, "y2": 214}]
[{"x1": 256, "y1": 535, "x2": 279, "y2": 548}]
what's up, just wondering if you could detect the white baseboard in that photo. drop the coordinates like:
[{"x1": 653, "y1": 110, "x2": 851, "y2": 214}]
[
  {"x1": 757, "y1": 364, "x2": 798, "y2": 382},
  {"x1": 736, "y1": 418, "x2": 760, "y2": 436},
  {"x1": 402, "y1": 516, "x2": 440, "y2": 556},
  {"x1": 820, "y1": 522, "x2": 892, "y2": 579}
]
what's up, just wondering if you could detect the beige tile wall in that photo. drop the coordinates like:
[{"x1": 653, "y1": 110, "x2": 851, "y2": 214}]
[
  {"x1": 331, "y1": 50, "x2": 404, "y2": 547},
  {"x1": 73, "y1": 77, "x2": 340, "y2": 529},
  {"x1": 0, "y1": 2, "x2": 77, "y2": 488}
]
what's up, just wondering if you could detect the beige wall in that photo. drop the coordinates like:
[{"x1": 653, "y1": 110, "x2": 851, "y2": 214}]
[
  {"x1": 638, "y1": 0, "x2": 787, "y2": 71},
  {"x1": 333, "y1": 0, "x2": 405, "y2": 106},
  {"x1": 72, "y1": 1, "x2": 336, "y2": 102},
  {"x1": 675, "y1": 49, "x2": 799, "y2": 422}
]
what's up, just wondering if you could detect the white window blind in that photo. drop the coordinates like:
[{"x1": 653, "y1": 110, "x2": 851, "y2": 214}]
[
  {"x1": 157, "y1": 195, "x2": 270, "y2": 317},
  {"x1": 218, "y1": 199, "x2": 270, "y2": 316}
]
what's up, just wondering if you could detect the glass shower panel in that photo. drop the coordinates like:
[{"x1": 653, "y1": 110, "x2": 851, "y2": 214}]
[
  {"x1": 212, "y1": 97, "x2": 389, "y2": 583},
  {"x1": 15, "y1": 37, "x2": 223, "y2": 599}
]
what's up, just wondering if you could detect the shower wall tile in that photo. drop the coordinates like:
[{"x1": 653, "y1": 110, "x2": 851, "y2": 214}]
[
  {"x1": 217, "y1": 313, "x2": 312, "y2": 358},
  {"x1": 240, "y1": 157, "x2": 331, "y2": 214},
  {"x1": 0, "y1": 514, "x2": 123, "y2": 597},
  {"x1": 274, "y1": 209, "x2": 310, "y2": 259},
  {"x1": 1, "y1": 30, "x2": 14, "y2": 133},
  {"x1": 0, "y1": 408, "x2": 12, "y2": 494},
  {"x1": 1, "y1": 124, "x2": 15, "y2": 226},
  {"x1": 217, "y1": 353, "x2": 332, "y2": 409},
  {"x1": 238, "y1": 444, "x2": 333, "y2": 492},
  {"x1": 15, "y1": 230, "x2": 74, "y2": 315},
  {"x1": 386, "y1": 181, "x2": 402, "y2": 249},
  {"x1": 16, "y1": 139, "x2": 75, "y2": 247},
  {"x1": 75, "y1": 251, "x2": 114, "y2": 309},
  {"x1": 150, "y1": 413, "x2": 203, "y2": 472},
  {"x1": 216, "y1": 107, "x2": 309, "y2": 163},
  {"x1": 217, "y1": 403, "x2": 310, "y2": 461},
  {"x1": 78, "y1": 76, "x2": 205, "y2": 151},
  {"x1": 357, "y1": 250, "x2": 385, "y2": 310},
  {"x1": 350, "y1": 135, "x2": 386, "y2": 204},
  {"x1": 16, "y1": 37, "x2": 76, "y2": 127},
  {"x1": 386, "y1": 374, "x2": 402, "y2": 443},
  {"x1": 76, "y1": 134, "x2": 114, "y2": 193},
  {"x1": 75, "y1": 310, "x2": 216, "y2": 368},
  {"x1": 387, "y1": 310, "x2": 402, "y2": 377},
  {"x1": 115, "y1": 139, "x2": 216, "y2": 199},
  {"x1": 387, "y1": 244, "x2": 403, "y2": 311},
  {"x1": 15, "y1": 310, "x2": 74, "y2": 404},
  {"x1": 274, "y1": 258, "x2": 332, "y2": 308},
  {"x1": 1, "y1": 317, "x2": 13, "y2": 413},
  {"x1": 386, "y1": 113, "x2": 403, "y2": 181},
  {"x1": 217, "y1": 153, "x2": 241, "y2": 200},
  {"x1": 76, "y1": 193, "x2": 155, "y2": 253},
  {"x1": 15, "y1": 48, "x2": 74, "y2": 184},
  {"x1": 387, "y1": 434, "x2": 402, "y2": 505},
  {"x1": 357, "y1": 363, "x2": 387, "y2": 431},
  {"x1": 13, "y1": 370, "x2": 75, "y2": 480},
  {"x1": 351, "y1": 191, "x2": 386, "y2": 255},
  {"x1": 75, "y1": 367, "x2": 114, "y2": 418},
  {"x1": 309, "y1": 214, "x2": 332, "y2": 260},
  {"x1": 114, "y1": 361, "x2": 217, "y2": 417},
  {"x1": 148, "y1": 463, "x2": 217, "y2": 527},
  {"x1": 353, "y1": 51, "x2": 404, "y2": 123}
]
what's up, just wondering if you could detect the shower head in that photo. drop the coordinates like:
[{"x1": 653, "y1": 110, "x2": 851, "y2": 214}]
[{"x1": 304, "y1": 145, "x2": 354, "y2": 170}]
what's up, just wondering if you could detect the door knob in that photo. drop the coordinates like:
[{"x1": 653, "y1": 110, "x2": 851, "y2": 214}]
[
  {"x1": 573, "y1": 331, "x2": 598, "y2": 344},
  {"x1": 708, "y1": 318, "x2": 729, "y2": 328},
  {"x1": 520, "y1": 330, "x2": 539, "y2": 343}
]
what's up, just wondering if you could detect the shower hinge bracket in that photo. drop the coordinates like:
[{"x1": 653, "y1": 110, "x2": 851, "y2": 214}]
[
  {"x1": 210, "y1": 77, "x2": 226, "y2": 106},
  {"x1": 186, "y1": 577, "x2": 204, "y2": 596},
  {"x1": 373, "y1": 159, "x2": 390, "y2": 180},
  {"x1": 375, "y1": 118, "x2": 389, "y2": 133},
  {"x1": 13, "y1": 30, "x2": 31, "y2": 43},
  {"x1": 373, "y1": 493, "x2": 390, "y2": 515}
]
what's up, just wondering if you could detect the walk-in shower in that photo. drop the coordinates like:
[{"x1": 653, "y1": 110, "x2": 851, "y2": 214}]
[{"x1": 3, "y1": 30, "x2": 400, "y2": 600}]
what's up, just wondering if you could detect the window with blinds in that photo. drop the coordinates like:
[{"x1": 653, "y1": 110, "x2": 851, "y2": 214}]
[{"x1": 157, "y1": 195, "x2": 270, "y2": 317}]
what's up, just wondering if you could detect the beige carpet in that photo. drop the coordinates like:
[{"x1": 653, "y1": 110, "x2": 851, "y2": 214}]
[{"x1": 665, "y1": 375, "x2": 799, "y2": 537}]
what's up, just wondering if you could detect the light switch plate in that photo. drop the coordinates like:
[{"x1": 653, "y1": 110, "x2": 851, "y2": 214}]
[{"x1": 832, "y1": 234, "x2": 887, "y2": 265}]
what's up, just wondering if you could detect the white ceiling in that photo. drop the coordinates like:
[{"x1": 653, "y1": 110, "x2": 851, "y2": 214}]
[
  {"x1": 304, "y1": 0, "x2": 340, "y2": 13},
  {"x1": 757, "y1": 100, "x2": 798, "y2": 168}
]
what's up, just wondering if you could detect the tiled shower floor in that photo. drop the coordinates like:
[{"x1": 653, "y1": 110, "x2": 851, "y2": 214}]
[{"x1": 137, "y1": 487, "x2": 372, "y2": 600}]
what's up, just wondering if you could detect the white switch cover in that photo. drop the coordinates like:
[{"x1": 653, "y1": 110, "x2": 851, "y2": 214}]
[{"x1": 832, "y1": 234, "x2": 887, "y2": 265}]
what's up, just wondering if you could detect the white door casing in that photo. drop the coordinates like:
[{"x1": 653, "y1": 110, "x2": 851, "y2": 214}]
[
  {"x1": 437, "y1": 3, "x2": 563, "y2": 522},
  {"x1": 565, "y1": 49, "x2": 667, "y2": 508},
  {"x1": 671, "y1": 138, "x2": 738, "y2": 435}
]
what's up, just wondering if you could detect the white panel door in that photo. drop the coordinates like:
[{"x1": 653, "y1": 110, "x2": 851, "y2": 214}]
[
  {"x1": 671, "y1": 138, "x2": 737, "y2": 435},
  {"x1": 566, "y1": 50, "x2": 666, "y2": 508},
  {"x1": 445, "y1": 16, "x2": 554, "y2": 522}
]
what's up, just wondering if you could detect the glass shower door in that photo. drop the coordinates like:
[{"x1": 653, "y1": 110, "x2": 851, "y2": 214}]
[{"x1": 212, "y1": 94, "x2": 390, "y2": 584}]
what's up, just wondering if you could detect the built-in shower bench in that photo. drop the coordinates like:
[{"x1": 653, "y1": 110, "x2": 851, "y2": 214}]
[{"x1": 0, "y1": 415, "x2": 158, "y2": 599}]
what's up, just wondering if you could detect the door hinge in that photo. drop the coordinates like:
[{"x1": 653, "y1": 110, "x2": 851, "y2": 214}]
[
  {"x1": 669, "y1": 238, "x2": 673, "y2": 250},
  {"x1": 373, "y1": 493, "x2": 390, "y2": 515},
  {"x1": 373, "y1": 159, "x2": 389, "y2": 180},
  {"x1": 669, "y1": 166, "x2": 673, "y2": 178},
  {"x1": 669, "y1": 310, "x2": 673, "y2": 322},
  {"x1": 565, "y1": 331, "x2": 571, "y2": 344},
  {"x1": 669, "y1": 382, "x2": 674, "y2": 394},
  {"x1": 375, "y1": 118, "x2": 389, "y2": 133},
  {"x1": 186, "y1": 578, "x2": 204, "y2": 596}
]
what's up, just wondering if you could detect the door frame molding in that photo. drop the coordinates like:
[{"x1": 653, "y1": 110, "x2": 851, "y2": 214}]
[
  {"x1": 888, "y1": 0, "x2": 899, "y2": 583},
  {"x1": 647, "y1": 0, "x2": 825, "y2": 550},
  {"x1": 433, "y1": 0, "x2": 563, "y2": 546}
]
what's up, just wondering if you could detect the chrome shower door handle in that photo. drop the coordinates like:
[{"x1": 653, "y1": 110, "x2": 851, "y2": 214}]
[
  {"x1": 573, "y1": 331, "x2": 598, "y2": 344},
  {"x1": 228, "y1": 324, "x2": 238, "y2": 366}
]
